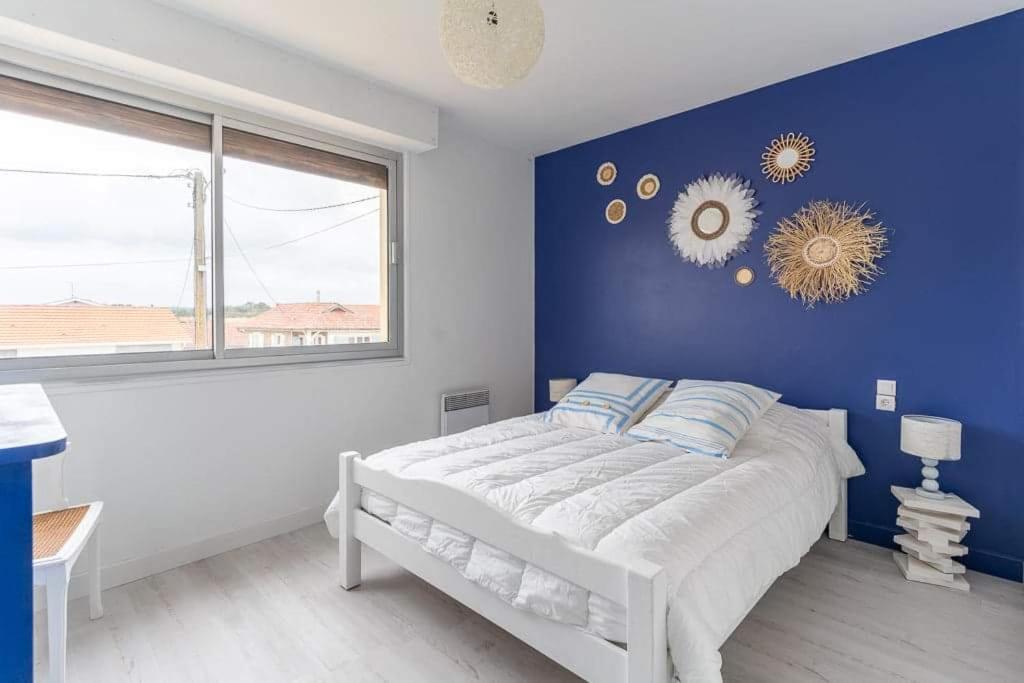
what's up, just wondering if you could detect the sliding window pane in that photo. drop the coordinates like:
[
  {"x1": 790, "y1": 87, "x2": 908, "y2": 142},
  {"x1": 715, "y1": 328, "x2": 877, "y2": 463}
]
[
  {"x1": 0, "y1": 76, "x2": 212, "y2": 359},
  {"x1": 222, "y1": 128, "x2": 388, "y2": 351}
]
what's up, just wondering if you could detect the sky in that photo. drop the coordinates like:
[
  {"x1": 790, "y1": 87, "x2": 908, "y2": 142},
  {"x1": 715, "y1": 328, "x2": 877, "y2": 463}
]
[{"x1": 0, "y1": 110, "x2": 383, "y2": 308}]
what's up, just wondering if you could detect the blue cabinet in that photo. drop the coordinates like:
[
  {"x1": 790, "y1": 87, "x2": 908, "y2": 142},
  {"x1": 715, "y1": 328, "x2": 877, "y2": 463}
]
[{"x1": 0, "y1": 385, "x2": 67, "y2": 682}]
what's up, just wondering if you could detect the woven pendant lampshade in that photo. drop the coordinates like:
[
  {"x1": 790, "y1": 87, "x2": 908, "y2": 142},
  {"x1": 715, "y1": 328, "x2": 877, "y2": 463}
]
[{"x1": 441, "y1": 0, "x2": 545, "y2": 89}]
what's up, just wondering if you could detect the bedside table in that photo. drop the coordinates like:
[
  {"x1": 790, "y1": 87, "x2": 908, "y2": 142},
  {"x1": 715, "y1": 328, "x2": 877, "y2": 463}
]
[{"x1": 891, "y1": 485, "x2": 979, "y2": 591}]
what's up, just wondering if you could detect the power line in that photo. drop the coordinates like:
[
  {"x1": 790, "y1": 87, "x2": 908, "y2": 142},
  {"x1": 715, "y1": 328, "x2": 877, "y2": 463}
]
[
  {"x1": 226, "y1": 194, "x2": 378, "y2": 213},
  {"x1": 0, "y1": 256, "x2": 191, "y2": 271},
  {"x1": 0, "y1": 208, "x2": 380, "y2": 270},
  {"x1": 0, "y1": 168, "x2": 373, "y2": 210},
  {"x1": 224, "y1": 218, "x2": 277, "y2": 305},
  {"x1": 0, "y1": 168, "x2": 192, "y2": 180},
  {"x1": 0, "y1": 166, "x2": 196, "y2": 272},
  {"x1": 174, "y1": 241, "x2": 195, "y2": 310},
  {"x1": 260, "y1": 208, "x2": 380, "y2": 250}
]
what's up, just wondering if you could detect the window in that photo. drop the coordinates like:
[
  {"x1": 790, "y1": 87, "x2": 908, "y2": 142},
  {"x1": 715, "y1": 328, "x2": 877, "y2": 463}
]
[
  {"x1": 0, "y1": 75, "x2": 212, "y2": 359},
  {"x1": 0, "y1": 70, "x2": 401, "y2": 379},
  {"x1": 222, "y1": 129, "x2": 390, "y2": 355}
]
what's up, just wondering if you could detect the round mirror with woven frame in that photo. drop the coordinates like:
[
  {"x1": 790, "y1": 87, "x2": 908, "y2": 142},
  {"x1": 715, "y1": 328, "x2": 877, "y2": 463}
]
[{"x1": 761, "y1": 133, "x2": 815, "y2": 184}]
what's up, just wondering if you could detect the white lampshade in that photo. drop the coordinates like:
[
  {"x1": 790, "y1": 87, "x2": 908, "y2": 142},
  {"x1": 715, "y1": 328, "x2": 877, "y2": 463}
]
[
  {"x1": 900, "y1": 415, "x2": 962, "y2": 461},
  {"x1": 441, "y1": 0, "x2": 545, "y2": 89},
  {"x1": 549, "y1": 378, "x2": 577, "y2": 403}
]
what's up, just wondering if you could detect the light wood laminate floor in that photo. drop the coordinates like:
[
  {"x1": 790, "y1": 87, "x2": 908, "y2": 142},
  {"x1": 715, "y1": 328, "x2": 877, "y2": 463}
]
[{"x1": 35, "y1": 526, "x2": 1024, "y2": 682}]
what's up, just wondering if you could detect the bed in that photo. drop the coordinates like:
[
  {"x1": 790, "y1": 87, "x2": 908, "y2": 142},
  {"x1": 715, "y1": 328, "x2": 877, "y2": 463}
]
[{"x1": 325, "y1": 402, "x2": 863, "y2": 682}]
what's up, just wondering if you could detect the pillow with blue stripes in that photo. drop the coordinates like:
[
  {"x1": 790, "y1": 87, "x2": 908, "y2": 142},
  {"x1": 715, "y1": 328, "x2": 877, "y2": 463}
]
[
  {"x1": 627, "y1": 379, "x2": 781, "y2": 458},
  {"x1": 545, "y1": 373, "x2": 671, "y2": 435}
]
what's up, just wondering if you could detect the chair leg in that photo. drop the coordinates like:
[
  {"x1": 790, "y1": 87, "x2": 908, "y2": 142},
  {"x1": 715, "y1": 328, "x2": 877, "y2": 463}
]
[
  {"x1": 89, "y1": 525, "x2": 103, "y2": 620},
  {"x1": 46, "y1": 571, "x2": 69, "y2": 683}
]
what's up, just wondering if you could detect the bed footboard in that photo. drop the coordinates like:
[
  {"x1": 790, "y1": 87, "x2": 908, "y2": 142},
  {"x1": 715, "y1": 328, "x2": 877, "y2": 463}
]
[
  {"x1": 337, "y1": 451, "x2": 671, "y2": 683},
  {"x1": 338, "y1": 451, "x2": 362, "y2": 589}
]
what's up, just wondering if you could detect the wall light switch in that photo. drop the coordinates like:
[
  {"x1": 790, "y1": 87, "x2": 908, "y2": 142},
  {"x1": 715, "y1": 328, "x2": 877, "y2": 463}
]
[
  {"x1": 876, "y1": 394, "x2": 896, "y2": 412},
  {"x1": 876, "y1": 379, "x2": 897, "y2": 396}
]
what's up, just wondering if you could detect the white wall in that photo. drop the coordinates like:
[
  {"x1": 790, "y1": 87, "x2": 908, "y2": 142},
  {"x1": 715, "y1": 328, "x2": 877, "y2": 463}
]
[{"x1": 32, "y1": 112, "x2": 534, "y2": 597}]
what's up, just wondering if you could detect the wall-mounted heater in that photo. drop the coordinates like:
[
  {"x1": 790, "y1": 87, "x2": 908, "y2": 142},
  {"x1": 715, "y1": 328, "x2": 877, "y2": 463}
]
[{"x1": 441, "y1": 388, "x2": 490, "y2": 436}]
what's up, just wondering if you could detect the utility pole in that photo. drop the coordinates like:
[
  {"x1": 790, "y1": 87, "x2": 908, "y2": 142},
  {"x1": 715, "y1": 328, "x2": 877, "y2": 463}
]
[{"x1": 191, "y1": 170, "x2": 207, "y2": 348}]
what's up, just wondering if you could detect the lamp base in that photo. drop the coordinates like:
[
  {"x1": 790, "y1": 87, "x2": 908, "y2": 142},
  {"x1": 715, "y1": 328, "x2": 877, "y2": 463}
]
[
  {"x1": 914, "y1": 486, "x2": 949, "y2": 500},
  {"x1": 915, "y1": 457, "x2": 951, "y2": 500}
]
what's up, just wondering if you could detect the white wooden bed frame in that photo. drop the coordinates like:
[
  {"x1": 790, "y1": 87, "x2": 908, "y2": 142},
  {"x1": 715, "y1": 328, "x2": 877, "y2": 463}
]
[{"x1": 337, "y1": 409, "x2": 850, "y2": 683}]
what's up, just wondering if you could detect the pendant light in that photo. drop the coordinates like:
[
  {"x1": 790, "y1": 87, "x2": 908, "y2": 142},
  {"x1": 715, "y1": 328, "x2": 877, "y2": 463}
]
[{"x1": 440, "y1": 0, "x2": 545, "y2": 89}]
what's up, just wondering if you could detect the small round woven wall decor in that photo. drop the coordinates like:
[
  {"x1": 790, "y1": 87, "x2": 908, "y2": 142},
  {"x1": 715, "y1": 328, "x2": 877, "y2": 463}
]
[
  {"x1": 761, "y1": 133, "x2": 815, "y2": 184},
  {"x1": 605, "y1": 198, "x2": 627, "y2": 224},
  {"x1": 734, "y1": 266, "x2": 756, "y2": 287},
  {"x1": 596, "y1": 161, "x2": 617, "y2": 186},
  {"x1": 764, "y1": 200, "x2": 887, "y2": 307},
  {"x1": 668, "y1": 173, "x2": 759, "y2": 268},
  {"x1": 636, "y1": 173, "x2": 660, "y2": 200}
]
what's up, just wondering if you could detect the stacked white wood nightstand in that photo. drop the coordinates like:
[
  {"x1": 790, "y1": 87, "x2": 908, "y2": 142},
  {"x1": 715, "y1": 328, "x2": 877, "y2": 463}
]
[
  {"x1": 891, "y1": 485, "x2": 978, "y2": 591},
  {"x1": 892, "y1": 414, "x2": 978, "y2": 591}
]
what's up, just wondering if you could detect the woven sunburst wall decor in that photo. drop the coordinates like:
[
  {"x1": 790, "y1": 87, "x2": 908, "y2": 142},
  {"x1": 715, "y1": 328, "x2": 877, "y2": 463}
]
[
  {"x1": 761, "y1": 133, "x2": 815, "y2": 184},
  {"x1": 668, "y1": 174, "x2": 759, "y2": 268},
  {"x1": 764, "y1": 200, "x2": 887, "y2": 307}
]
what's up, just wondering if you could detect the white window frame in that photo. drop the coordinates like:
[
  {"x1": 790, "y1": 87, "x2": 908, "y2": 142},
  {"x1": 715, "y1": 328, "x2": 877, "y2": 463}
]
[{"x1": 0, "y1": 62, "x2": 404, "y2": 383}]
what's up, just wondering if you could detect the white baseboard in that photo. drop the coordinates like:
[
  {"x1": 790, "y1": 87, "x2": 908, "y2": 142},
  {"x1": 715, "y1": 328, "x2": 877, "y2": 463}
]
[{"x1": 34, "y1": 505, "x2": 325, "y2": 612}]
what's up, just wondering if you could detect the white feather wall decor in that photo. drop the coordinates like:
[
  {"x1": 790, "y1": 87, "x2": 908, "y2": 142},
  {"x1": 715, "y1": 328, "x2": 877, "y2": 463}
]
[{"x1": 668, "y1": 174, "x2": 760, "y2": 268}]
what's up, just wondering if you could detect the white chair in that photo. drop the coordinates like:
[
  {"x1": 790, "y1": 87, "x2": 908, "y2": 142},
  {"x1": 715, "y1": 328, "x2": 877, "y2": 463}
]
[{"x1": 32, "y1": 502, "x2": 104, "y2": 683}]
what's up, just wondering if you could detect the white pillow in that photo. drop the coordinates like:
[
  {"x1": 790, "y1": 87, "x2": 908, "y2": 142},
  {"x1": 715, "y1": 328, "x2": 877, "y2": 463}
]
[
  {"x1": 831, "y1": 440, "x2": 867, "y2": 479},
  {"x1": 545, "y1": 373, "x2": 671, "y2": 435},
  {"x1": 637, "y1": 384, "x2": 672, "y2": 421},
  {"x1": 627, "y1": 379, "x2": 781, "y2": 458}
]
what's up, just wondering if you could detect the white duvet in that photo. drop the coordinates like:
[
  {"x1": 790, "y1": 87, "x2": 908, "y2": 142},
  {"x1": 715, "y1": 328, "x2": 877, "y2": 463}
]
[{"x1": 325, "y1": 403, "x2": 863, "y2": 682}]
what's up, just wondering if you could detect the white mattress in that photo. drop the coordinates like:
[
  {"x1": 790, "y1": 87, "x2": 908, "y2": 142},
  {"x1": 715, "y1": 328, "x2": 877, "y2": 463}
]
[{"x1": 325, "y1": 403, "x2": 862, "y2": 682}]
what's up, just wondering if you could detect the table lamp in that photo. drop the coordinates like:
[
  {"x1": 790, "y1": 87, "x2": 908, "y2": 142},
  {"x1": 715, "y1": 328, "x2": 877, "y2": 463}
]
[
  {"x1": 549, "y1": 378, "x2": 577, "y2": 403},
  {"x1": 900, "y1": 415, "x2": 961, "y2": 500}
]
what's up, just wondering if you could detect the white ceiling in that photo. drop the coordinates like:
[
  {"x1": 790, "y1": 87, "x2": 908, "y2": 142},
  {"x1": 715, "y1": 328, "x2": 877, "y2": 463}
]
[{"x1": 156, "y1": 0, "x2": 1022, "y2": 156}]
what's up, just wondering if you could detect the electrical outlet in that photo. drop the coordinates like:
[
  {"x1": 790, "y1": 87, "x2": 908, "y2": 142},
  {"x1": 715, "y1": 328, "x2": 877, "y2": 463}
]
[
  {"x1": 876, "y1": 394, "x2": 896, "y2": 412},
  {"x1": 876, "y1": 379, "x2": 897, "y2": 396}
]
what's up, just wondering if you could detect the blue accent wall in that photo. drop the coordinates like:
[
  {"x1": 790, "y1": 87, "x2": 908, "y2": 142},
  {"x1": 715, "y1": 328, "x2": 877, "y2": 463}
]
[
  {"x1": 535, "y1": 11, "x2": 1024, "y2": 581},
  {"x1": 0, "y1": 461, "x2": 33, "y2": 682}
]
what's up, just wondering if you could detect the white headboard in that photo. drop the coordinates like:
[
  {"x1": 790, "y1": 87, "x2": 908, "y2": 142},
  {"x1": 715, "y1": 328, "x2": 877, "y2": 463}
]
[{"x1": 807, "y1": 407, "x2": 849, "y2": 446}]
